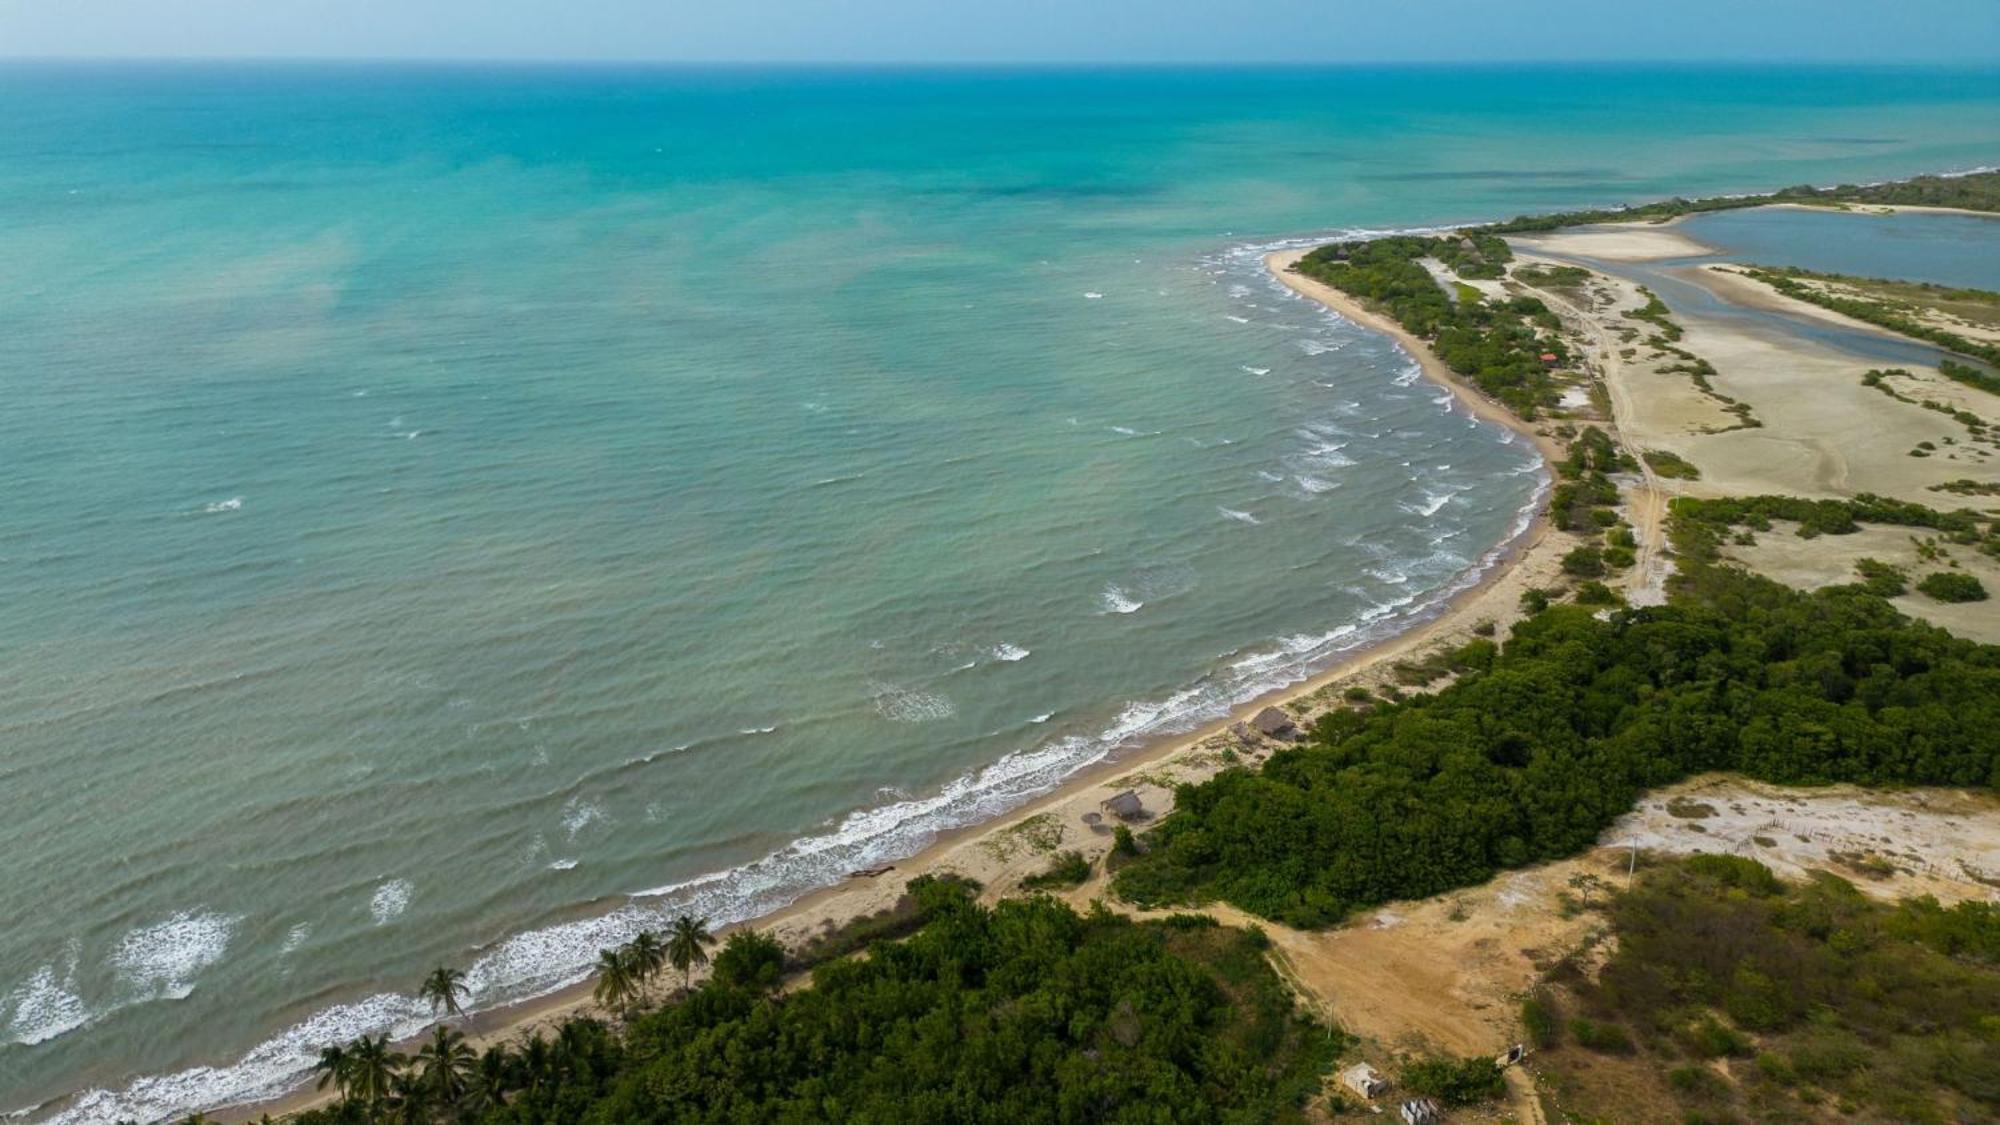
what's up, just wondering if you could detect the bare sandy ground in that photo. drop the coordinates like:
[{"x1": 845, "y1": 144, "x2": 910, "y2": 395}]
[
  {"x1": 1506, "y1": 242, "x2": 1997, "y2": 504},
  {"x1": 1724, "y1": 521, "x2": 2000, "y2": 643},
  {"x1": 1510, "y1": 225, "x2": 1710, "y2": 262}
]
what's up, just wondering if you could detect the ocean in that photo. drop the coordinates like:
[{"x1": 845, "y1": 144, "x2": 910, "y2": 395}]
[{"x1": 3, "y1": 62, "x2": 1998, "y2": 1121}]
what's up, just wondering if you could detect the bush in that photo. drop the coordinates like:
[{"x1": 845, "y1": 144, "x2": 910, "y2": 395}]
[
  {"x1": 1573, "y1": 580, "x2": 1619, "y2": 606},
  {"x1": 1643, "y1": 449, "x2": 1702, "y2": 480},
  {"x1": 1020, "y1": 850, "x2": 1092, "y2": 889},
  {"x1": 1853, "y1": 557, "x2": 1907, "y2": 596},
  {"x1": 1400, "y1": 1055, "x2": 1507, "y2": 1106},
  {"x1": 1521, "y1": 993, "x2": 1562, "y2": 1047},
  {"x1": 1111, "y1": 825, "x2": 1140, "y2": 858},
  {"x1": 709, "y1": 929, "x2": 786, "y2": 992},
  {"x1": 1569, "y1": 1018, "x2": 1635, "y2": 1054},
  {"x1": 1562, "y1": 545, "x2": 1607, "y2": 578},
  {"x1": 1917, "y1": 571, "x2": 1988, "y2": 603}
]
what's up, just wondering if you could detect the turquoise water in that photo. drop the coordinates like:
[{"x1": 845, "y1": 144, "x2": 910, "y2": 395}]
[{"x1": 3, "y1": 63, "x2": 1998, "y2": 1121}]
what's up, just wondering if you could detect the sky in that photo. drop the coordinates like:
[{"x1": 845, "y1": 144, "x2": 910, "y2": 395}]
[{"x1": 1, "y1": 0, "x2": 1996, "y2": 63}]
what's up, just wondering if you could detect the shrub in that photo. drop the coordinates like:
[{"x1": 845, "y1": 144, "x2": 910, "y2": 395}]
[
  {"x1": 1562, "y1": 545, "x2": 1607, "y2": 578},
  {"x1": 1521, "y1": 993, "x2": 1563, "y2": 1047},
  {"x1": 1021, "y1": 850, "x2": 1092, "y2": 889},
  {"x1": 1853, "y1": 557, "x2": 1907, "y2": 596},
  {"x1": 1570, "y1": 1018, "x2": 1635, "y2": 1054},
  {"x1": 1400, "y1": 1055, "x2": 1507, "y2": 1106},
  {"x1": 1573, "y1": 580, "x2": 1619, "y2": 606},
  {"x1": 1111, "y1": 825, "x2": 1140, "y2": 858},
  {"x1": 1917, "y1": 571, "x2": 1988, "y2": 603},
  {"x1": 710, "y1": 929, "x2": 786, "y2": 992}
]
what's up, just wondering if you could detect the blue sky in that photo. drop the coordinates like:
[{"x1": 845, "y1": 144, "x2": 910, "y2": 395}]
[{"x1": 2, "y1": 0, "x2": 1996, "y2": 62}]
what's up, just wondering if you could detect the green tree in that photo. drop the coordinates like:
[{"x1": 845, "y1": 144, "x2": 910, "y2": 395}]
[
  {"x1": 309, "y1": 1043, "x2": 349, "y2": 1100},
  {"x1": 418, "y1": 965, "x2": 467, "y2": 1021},
  {"x1": 625, "y1": 929, "x2": 666, "y2": 1000},
  {"x1": 343, "y1": 1033, "x2": 404, "y2": 1108},
  {"x1": 414, "y1": 1024, "x2": 475, "y2": 1108},
  {"x1": 592, "y1": 946, "x2": 639, "y2": 1014},
  {"x1": 665, "y1": 914, "x2": 715, "y2": 992}
]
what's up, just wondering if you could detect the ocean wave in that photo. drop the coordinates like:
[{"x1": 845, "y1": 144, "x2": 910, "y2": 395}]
[
  {"x1": 1098, "y1": 584, "x2": 1143, "y2": 614},
  {"x1": 200, "y1": 497, "x2": 243, "y2": 514},
  {"x1": 561, "y1": 797, "x2": 608, "y2": 842},
  {"x1": 1297, "y1": 338, "x2": 1343, "y2": 356},
  {"x1": 112, "y1": 911, "x2": 238, "y2": 1004},
  {"x1": 36, "y1": 230, "x2": 1557, "y2": 1125},
  {"x1": 1296, "y1": 475, "x2": 1340, "y2": 494},
  {"x1": 1217, "y1": 507, "x2": 1261, "y2": 525},
  {"x1": 1239, "y1": 365, "x2": 1269, "y2": 375},
  {"x1": 1083, "y1": 291, "x2": 1104, "y2": 299},
  {"x1": 4, "y1": 943, "x2": 88, "y2": 1047},
  {"x1": 368, "y1": 879, "x2": 412, "y2": 926},
  {"x1": 869, "y1": 682, "x2": 956, "y2": 724},
  {"x1": 990, "y1": 644, "x2": 1030, "y2": 663}
]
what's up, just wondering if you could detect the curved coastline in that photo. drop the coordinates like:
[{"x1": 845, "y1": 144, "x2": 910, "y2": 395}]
[{"x1": 82, "y1": 244, "x2": 1563, "y2": 1125}]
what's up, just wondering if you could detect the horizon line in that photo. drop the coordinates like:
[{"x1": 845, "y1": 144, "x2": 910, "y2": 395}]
[{"x1": 5, "y1": 54, "x2": 1998, "y2": 68}]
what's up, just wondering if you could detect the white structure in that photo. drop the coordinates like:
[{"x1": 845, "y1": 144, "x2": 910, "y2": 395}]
[
  {"x1": 1340, "y1": 1062, "x2": 1388, "y2": 1100},
  {"x1": 1400, "y1": 1097, "x2": 1442, "y2": 1125}
]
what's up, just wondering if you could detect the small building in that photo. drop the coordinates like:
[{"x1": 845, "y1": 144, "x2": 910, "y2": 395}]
[
  {"x1": 1339, "y1": 1062, "x2": 1387, "y2": 1100},
  {"x1": 1101, "y1": 789, "x2": 1144, "y2": 821},
  {"x1": 1400, "y1": 1097, "x2": 1443, "y2": 1125},
  {"x1": 1250, "y1": 706, "x2": 1299, "y2": 740}
]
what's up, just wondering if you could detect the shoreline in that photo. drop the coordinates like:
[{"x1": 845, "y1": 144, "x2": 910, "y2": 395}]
[{"x1": 199, "y1": 249, "x2": 1566, "y2": 1125}]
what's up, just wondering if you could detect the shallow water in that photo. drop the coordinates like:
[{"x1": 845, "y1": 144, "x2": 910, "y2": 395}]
[{"x1": 4, "y1": 62, "x2": 2000, "y2": 1121}]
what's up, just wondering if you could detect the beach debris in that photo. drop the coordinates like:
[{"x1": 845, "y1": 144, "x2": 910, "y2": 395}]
[{"x1": 846, "y1": 865, "x2": 895, "y2": 879}]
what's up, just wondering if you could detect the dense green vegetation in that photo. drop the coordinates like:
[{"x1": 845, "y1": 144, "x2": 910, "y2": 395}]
[
  {"x1": 1296, "y1": 237, "x2": 1565, "y2": 418},
  {"x1": 1641, "y1": 448, "x2": 1702, "y2": 480},
  {"x1": 1469, "y1": 170, "x2": 2000, "y2": 235},
  {"x1": 1918, "y1": 571, "x2": 1989, "y2": 604},
  {"x1": 1111, "y1": 552, "x2": 2000, "y2": 927},
  {"x1": 1536, "y1": 855, "x2": 2000, "y2": 1122},
  {"x1": 1738, "y1": 266, "x2": 2000, "y2": 370},
  {"x1": 286, "y1": 884, "x2": 1339, "y2": 1124}
]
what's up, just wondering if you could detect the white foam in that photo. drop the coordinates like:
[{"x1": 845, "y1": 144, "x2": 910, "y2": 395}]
[
  {"x1": 547, "y1": 859, "x2": 579, "y2": 871},
  {"x1": 991, "y1": 644, "x2": 1030, "y2": 663},
  {"x1": 738, "y1": 725, "x2": 778, "y2": 735},
  {"x1": 368, "y1": 879, "x2": 412, "y2": 926},
  {"x1": 201, "y1": 497, "x2": 243, "y2": 514},
  {"x1": 4, "y1": 943, "x2": 89, "y2": 1046},
  {"x1": 1099, "y1": 584, "x2": 1143, "y2": 614},
  {"x1": 1083, "y1": 291, "x2": 1104, "y2": 299},
  {"x1": 1255, "y1": 470, "x2": 1285, "y2": 483},
  {"x1": 112, "y1": 911, "x2": 238, "y2": 1003},
  {"x1": 561, "y1": 797, "x2": 608, "y2": 842},
  {"x1": 1218, "y1": 507, "x2": 1261, "y2": 525},
  {"x1": 869, "y1": 681, "x2": 956, "y2": 723},
  {"x1": 1224, "y1": 314, "x2": 1250, "y2": 324},
  {"x1": 1030, "y1": 712, "x2": 1054, "y2": 724},
  {"x1": 279, "y1": 924, "x2": 310, "y2": 957},
  {"x1": 1296, "y1": 475, "x2": 1340, "y2": 494},
  {"x1": 1298, "y1": 338, "x2": 1342, "y2": 356}
]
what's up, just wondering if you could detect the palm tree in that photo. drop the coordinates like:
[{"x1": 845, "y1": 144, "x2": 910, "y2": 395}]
[
  {"x1": 419, "y1": 965, "x2": 468, "y2": 1020},
  {"x1": 626, "y1": 930, "x2": 666, "y2": 1001},
  {"x1": 415, "y1": 1024, "x2": 476, "y2": 1109},
  {"x1": 385, "y1": 1070, "x2": 431, "y2": 1125},
  {"x1": 591, "y1": 946, "x2": 638, "y2": 1014},
  {"x1": 344, "y1": 1032, "x2": 405, "y2": 1108},
  {"x1": 665, "y1": 913, "x2": 715, "y2": 993},
  {"x1": 311, "y1": 1042, "x2": 350, "y2": 1099},
  {"x1": 463, "y1": 1043, "x2": 515, "y2": 1114}
]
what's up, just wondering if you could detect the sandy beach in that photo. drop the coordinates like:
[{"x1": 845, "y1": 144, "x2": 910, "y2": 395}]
[{"x1": 215, "y1": 249, "x2": 1579, "y2": 1124}]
